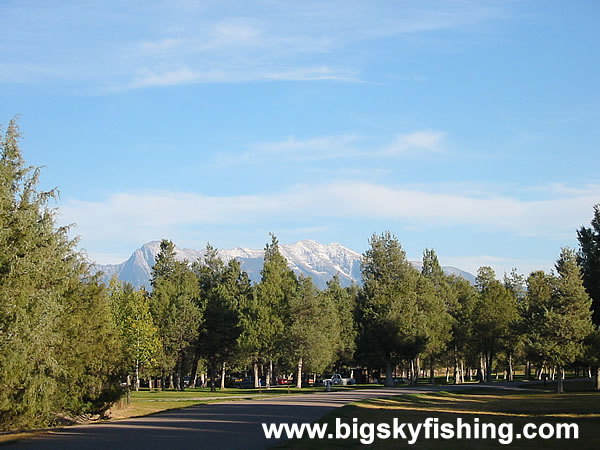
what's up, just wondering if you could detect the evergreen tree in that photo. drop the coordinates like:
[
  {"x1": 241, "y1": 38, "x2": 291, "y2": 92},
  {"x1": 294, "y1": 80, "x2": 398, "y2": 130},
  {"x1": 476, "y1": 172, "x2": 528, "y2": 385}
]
[
  {"x1": 289, "y1": 275, "x2": 341, "y2": 388},
  {"x1": 150, "y1": 240, "x2": 202, "y2": 390},
  {"x1": 522, "y1": 270, "x2": 555, "y2": 372},
  {"x1": 472, "y1": 267, "x2": 518, "y2": 383},
  {"x1": 194, "y1": 246, "x2": 246, "y2": 391},
  {"x1": 323, "y1": 275, "x2": 357, "y2": 369},
  {"x1": 502, "y1": 268, "x2": 527, "y2": 381},
  {"x1": 550, "y1": 248, "x2": 594, "y2": 392},
  {"x1": 357, "y1": 231, "x2": 421, "y2": 387},
  {"x1": 421, "y1": 249, "x2": 454, "y2": 383},
  {"x1": 0, "y1": 118, "x2": 123, "y2": 429},
  {"x1": 577, "y1": 204, "x2": 600, "y2": 324},
  {"x1": 447, "y1": 275, "x2": 477, "y2": 383},
  {"x1": 55, "y1": 275, "x2": 125, "y2": 416},
  {"x1": 256, "y1": 234, "x2": 297, "y2": 388}
]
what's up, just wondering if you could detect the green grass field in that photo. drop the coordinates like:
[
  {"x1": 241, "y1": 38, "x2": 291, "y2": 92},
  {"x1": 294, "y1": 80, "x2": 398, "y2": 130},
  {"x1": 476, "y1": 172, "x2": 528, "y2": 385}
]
[{"x1": 281, "y1": 381, "x2": 600, "y2": 449}]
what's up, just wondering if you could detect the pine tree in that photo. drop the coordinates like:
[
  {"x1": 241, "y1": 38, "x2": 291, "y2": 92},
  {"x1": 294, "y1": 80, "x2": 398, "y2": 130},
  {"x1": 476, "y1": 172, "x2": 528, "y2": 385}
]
[
  {"x1": 194, "y1": 246, "x2": 245, "y2": 391},
  {"x1": 255, "y1": 234, "x2": 297, "y2": 389},
  {"x1": 551, "y1": 248, "x2": 594, "y2": 392},
  {"x1": 357, "y1": 231, "x2": 421, "y2": 387},
  {"x1": 323, "y1": 275, "x2": 357, "y2": 369},
  {"x1": 150, "y1": 240, "x2": 202, "y2": 390},
  {"x1": 289, "y1": 275, "x2": 341, "y2": 388},
  {"x1": 577, "y1": 204, "x2": 600, "y2": 324},
  {"x1": 0, "y1": 118, "x2": 123, "y2": 429},
  {"x1": 472, "y1": 267, "x2": 517, "y2": 383},
  {"x1": 421, "y1": 249, "x2": 454, "y2": 383}
]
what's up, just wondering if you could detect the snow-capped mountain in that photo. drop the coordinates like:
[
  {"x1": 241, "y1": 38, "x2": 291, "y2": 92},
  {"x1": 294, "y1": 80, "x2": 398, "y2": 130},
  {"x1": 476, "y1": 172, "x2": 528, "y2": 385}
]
[{"x1": 92, "y1": 240, "x2": 474, "y2": 289}]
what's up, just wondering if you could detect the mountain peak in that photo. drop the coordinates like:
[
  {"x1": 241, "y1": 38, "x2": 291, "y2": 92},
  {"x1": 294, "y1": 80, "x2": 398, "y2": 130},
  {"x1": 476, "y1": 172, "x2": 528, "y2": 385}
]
[{"x1": 92, "y1": 240, "x2": 475, "y2": 289}]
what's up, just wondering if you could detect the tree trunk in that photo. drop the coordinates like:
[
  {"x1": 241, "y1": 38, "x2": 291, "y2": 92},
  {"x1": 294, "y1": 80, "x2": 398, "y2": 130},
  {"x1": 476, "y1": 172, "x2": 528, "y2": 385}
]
[
  {"x1": 266, "y1": 360, "x2": 272, "y2": 389},
  {"x1": 557, "y1": 367, "x2": 564, "y2": 393},
  {"x1": 460, "y1": 360, "x2": 465, "y2": 384},
  {"x1": 525, "y1": 360, "x2": 531, "y2": 380},
  {"x1": 445, "y1": 366, "x2": 450, "y2": 383},
  {"x1": 478, "y1": 355, "x2": 485, "y2": 383},
  {"x1": 429, "y1": 357, "x2": 435, "y2": 384},
  {"x1": 210, "y1": 363, "x2": 216, "y2": 392},
  {"x1": 254, "y1": 361, "x2": 260, "y2": 388},
  {"x1": 414, "y1": 357, "x2": 420, "y2": 386},
  {"x1": 190, "y1": 356, "x2": 200, "y2": 388},
  {"x1": 595, "y1": 367, "x2": 600, "y2": 391},
  {"x1": 220, "y1": 361, "x2": 226, "y2": 390},
  {"x1": 486, "y1": 352, "x2": 493, "y2": 383},
  {"x1": 508, "y1": 353, "x2": 514, "y2": 382},
  {"x1": 385, "y1": 360, "x2": 394, "y2": 387},
  {"x1": 135, "y1": 361, "x2": 140, "y2": 391},
  {"x1": 169, "y1": 374, "x2": 175, "y2": 390},
  {"x1": 453, "y1": 346, "x2": 460, "y2": 384},
  {"x1": 296, "y1": 357, "x2": 303, "y2": 389}
]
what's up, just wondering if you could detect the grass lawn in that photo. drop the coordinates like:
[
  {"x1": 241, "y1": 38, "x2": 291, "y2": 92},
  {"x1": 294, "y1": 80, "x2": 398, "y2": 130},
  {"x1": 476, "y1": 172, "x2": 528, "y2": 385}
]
[{"x1": 281, "y1": 382, "x2": 600, "y2": 449}]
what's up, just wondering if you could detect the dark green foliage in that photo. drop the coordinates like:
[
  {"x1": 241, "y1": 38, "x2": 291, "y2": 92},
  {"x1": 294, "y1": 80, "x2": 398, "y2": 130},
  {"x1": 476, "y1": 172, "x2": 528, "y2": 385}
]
[
  {"x1": 55, "y1": 275, "x2": 126, "y2": 416},
  {"x1": 323, "y1": 275, "x2": 357, "y2": 368},
  {"x1": 150, "y1": 240, "x2": 202, "y2": 387},
  {"x1": 577, "y1": 204, "x2": 600, "y2": 324},
  {"x1": 194, "y1": 245, "x2": 246, "y2": 390},
  {"x1": 472, "y1": 267, "x2": 518, "y2": 382},
  {"x1": 523, "y1": 249, "x2": 594, "y2": 392},
  {"x1": 0, "y1": 119, "x2": 124, "y2": 430},
  {"x1": 357, "y1": 232, "x2": 422, "y2": 386},
  {"x1": 255, "y1": 234, "x2": 297, "y2": 385},
  {"x1": 289, "y1": 275, "x2": 341, "y2": 377}
]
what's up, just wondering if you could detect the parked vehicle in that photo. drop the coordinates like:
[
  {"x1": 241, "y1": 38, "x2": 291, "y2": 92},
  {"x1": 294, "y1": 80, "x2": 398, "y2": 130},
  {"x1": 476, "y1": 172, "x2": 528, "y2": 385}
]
[
  {"x1": 234, "y1": 376, "x2": 265, "y2": 389},
  {"x1": 321, "y1": 373, "x2": 355, "y2": 386},
  {"x1": 277, "y1": 377, "x2": 291, "y2": 385}
]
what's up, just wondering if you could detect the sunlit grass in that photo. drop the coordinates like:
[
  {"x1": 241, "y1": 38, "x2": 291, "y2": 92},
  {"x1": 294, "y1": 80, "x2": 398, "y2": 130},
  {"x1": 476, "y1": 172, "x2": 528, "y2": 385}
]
[{"x1": 281, "y1": 382, "x2": 600, "y2": 449}]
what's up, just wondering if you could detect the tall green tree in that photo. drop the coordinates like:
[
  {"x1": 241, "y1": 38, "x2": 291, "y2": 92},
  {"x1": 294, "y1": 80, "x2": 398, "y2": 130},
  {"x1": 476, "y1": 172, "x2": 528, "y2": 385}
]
[
  {"x1": 447, "y1": 275, "x2": 477, "y2": 383},
  {"x1": 150, "y1": 240, "x2": 202, "y2": 390},
  {"x1": 421, "y1": 249, "x2": 454, "y2": 383},
  {"x1": 194, "y1": 245, "x2": 246, "y2": 391},
  {"x1": 472, "y1": 267, "x2": 518, "y2": 383},
  {"x1": 551, "y1": 248, "x2": 594, "y2": 392},
  {"x1": 55, "y1": 275, "x2": 125, "y2": 416},
  {"x1": 109, "y1": 279, "x2": 160, "y2": 391},
  {"x1": 256, "y1": 234, "x2": 297, "y2": 388},
  {"x1": 357, "y1": 231, "x2": 421, "y2": 387},
  {"x1": 522, "y1": 250, "x2": 594, "y2": 392},
  {"x1": 0, "y1": 119, "x2": 123, "y2": 430},
  {"x1": 323, "y1": 275, "x2": 357, "y2": 370},
  {"x1": 577, "y1": 204, "x2": 600, "y2": 324},
  {"x1": 289, "y1": 275, "x2": 341, "y2": 388}
]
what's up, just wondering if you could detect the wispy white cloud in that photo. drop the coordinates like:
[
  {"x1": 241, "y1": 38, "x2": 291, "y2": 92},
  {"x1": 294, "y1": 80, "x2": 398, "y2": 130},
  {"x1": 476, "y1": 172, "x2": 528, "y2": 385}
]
[
  {"x1": 0, "y1": 1, "x2": 507, "y2": 89},
  {"x1": 124, "y1": 65, "x2": 358, "y2": 90},
  {"x1": 59, "y1": 182, "x2": 600, "y2": 262},
  {"x1": 217, "y1": 131, "x2": 444, "y2": 165}
]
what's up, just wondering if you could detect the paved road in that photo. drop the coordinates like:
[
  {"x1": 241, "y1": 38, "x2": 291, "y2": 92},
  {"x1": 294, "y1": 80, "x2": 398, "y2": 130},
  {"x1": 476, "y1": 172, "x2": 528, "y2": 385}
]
[{"x1": 8, "y1": 384, "x2": 536, "y2": 450}]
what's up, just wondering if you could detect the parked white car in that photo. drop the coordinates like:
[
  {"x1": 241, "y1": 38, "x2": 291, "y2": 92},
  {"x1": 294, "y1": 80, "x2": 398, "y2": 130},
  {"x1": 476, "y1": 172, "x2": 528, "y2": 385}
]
[{"x1": 321, "y1": 373, "x2": 355, "y2": 386}]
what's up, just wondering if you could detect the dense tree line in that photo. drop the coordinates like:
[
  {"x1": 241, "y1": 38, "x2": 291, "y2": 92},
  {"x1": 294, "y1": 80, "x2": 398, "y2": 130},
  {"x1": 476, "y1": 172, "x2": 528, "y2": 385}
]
[{"x1": 2, "y1": 119, "x2": 599, "y2": 430}]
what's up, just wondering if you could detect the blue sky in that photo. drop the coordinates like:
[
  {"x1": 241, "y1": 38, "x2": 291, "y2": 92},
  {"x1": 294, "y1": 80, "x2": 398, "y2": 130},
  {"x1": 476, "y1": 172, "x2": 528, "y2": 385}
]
[{"x1": 1, "y1": 0, "x2": 599, "y2": 276}]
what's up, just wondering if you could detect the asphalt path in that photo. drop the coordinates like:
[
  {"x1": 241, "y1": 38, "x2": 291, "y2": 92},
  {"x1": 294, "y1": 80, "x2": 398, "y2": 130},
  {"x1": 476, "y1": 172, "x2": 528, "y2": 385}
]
[{"x1": 8, "y1": 384, "x2": 537, "y2": 450}]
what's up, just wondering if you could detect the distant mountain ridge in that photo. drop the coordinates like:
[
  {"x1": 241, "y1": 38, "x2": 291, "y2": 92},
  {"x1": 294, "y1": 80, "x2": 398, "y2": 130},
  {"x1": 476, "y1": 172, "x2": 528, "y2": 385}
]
[{"x1": 92, "y1": 240, "x2": 475, "y2": 289}]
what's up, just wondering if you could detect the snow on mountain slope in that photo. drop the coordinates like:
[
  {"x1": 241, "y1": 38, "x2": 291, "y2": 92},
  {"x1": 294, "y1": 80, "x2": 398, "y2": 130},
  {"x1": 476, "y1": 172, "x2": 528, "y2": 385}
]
[{"x1": 92, "y1": 240, "x2": 474, "y2": 289}]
